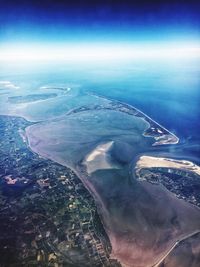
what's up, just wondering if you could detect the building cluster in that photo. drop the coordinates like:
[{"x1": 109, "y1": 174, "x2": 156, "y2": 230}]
[
  {"x1": 137, "y1": 167, "x2": 200, "y2": 207},
  {"x1": 0, "y1": 116, "x2": 121, "y2": 267}
]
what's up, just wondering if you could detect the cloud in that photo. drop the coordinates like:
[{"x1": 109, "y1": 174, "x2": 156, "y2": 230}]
[{"x1": 0, "y1": 81, "x2": 20, "y2": 89}]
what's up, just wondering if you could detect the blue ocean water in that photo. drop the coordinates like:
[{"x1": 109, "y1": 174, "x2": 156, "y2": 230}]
[
  {"x1": 87, "y1": 60, "x2": 200, "y2": 162},
  {"x1": 85, "y1": 60, "x2": 200, "y2": 139},
  {"x1": 1, "y1": 59, "x2": 199, "y2": 161}
]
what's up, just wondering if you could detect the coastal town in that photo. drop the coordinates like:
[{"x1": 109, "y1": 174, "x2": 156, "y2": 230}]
[
  {"x1": 135, "y1": 158, "x2": 200, "y2": 207},
  {"x1": 0, "y1": 115, "x2": 121, "y2": 267}
]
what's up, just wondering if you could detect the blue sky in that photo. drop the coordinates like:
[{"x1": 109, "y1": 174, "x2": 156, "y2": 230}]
[{"x1": 0, "y1": 0, "x2": 200, "y2": 44}]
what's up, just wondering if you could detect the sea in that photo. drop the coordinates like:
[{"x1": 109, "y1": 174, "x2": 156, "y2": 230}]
[{"x1": 0, "y1": 57, "x2": 200, "y2": 162}]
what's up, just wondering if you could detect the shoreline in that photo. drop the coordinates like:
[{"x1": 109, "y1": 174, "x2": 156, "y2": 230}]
[
  {"x1": 88, "y1": 92, "x2": 179, "y2": 146},
  {"x1": 135, "y1": 155, "x2": 200, "y2": 177},
  {"x1": 1, "y1": 91, "x2": 198, "y2": 267}
]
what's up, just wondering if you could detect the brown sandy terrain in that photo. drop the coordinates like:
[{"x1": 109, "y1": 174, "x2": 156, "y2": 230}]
[{"x1": 136, "y1": 155, "x2": 200, "y2": 176}]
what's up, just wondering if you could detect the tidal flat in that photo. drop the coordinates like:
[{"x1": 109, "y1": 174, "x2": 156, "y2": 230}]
[{"x1": 25, "y1": 93, "x2": 200, "y2": 267}]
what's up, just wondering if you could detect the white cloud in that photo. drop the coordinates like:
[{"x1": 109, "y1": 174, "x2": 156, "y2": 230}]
[{"x1": 0, "y1": 81, "x2": 19, "y2": 89}]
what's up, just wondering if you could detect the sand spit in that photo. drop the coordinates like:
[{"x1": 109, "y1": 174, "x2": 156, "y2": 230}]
[
  {"x1": 90, "y1": 92, "x2": 179, "y2": 146},
  {"x1": 136, "y1": 156, "x2": 200, "y2": 176},
  {"x1": 84, "y1": 141, "x2": 115, "y2": 174}
]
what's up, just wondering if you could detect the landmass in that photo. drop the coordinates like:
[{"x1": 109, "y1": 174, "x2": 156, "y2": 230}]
[
  {"x1": 0, "y1": 115, "x2": 121, "y2": 267},
  {"x1": 0, "y1": 86, "x2": 199, "y2": 267},
  {"x1": 8, "y1": 93, "x2": 58, "y2": 104},
  {"x1": 135, "y1": 155, "x2": 200, "y2": 207},
  {"x1": 67, "y1": 92, "x2": 179, "y2": 146}
]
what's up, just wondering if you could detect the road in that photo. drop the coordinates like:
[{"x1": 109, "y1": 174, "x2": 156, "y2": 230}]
[{"x1": 153, "y1": 230, "x2": 200, "y2": 267}]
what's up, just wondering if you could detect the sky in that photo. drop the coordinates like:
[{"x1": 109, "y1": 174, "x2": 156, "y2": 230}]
[
  {"x1": 1, "y1": 0, "x2": 200, "y2": 43},
  {"x1": 0, "y1": 0, "x2": 200, "y2": 61}
]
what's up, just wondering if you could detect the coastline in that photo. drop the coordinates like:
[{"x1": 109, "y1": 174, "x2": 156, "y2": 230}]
[
  {"x1": 88, "y1": 92, "x2": 179, "y2": 146},
  {"x1": 135, "y1": 155, "x2": 200, "y2": 177},
  {"x1": 1, "y1": 91, "x2": 199, "y2": 267}
]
